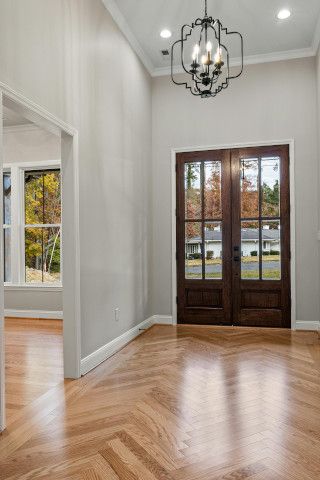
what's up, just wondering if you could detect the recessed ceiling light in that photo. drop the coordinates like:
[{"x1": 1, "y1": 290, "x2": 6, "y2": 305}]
[
  {"x1": 160, "y1": 29, "x2": 172, "y2": 39},
  {"x1": 277, "y1": 9, "x2": 291, "y2": 20}
]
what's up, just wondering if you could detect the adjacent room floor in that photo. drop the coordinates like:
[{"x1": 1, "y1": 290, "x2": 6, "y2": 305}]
[
  {"x1": 5, "y1": 317, "x2": 63, "y2": 424},
  {"x1": 1, "y1": 324, "x2": 320, "y2": 479}
]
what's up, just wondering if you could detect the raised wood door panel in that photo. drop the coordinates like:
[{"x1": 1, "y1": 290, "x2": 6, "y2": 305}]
[
  {"x1": 176, "y1": 150, "x2": 232, "y2": 325},
  {"x1": 231, "y1": 145, "x2": 291, "y2": 328}
]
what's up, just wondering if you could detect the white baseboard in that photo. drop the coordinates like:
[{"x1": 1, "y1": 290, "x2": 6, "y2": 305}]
[
  {"x1": 4, "y1": 309, "x2": 63, "y2": 320},
  {"x1": 295, "y1": 321, "x2": 319, "y2": 331},
  {"x1": 152, "y1": 315, "x2": 173, "y2": 325},
  {"x1": 80, "y1": 315, "x2": 173, "y2": 376},
  {"x1": 80, "y1": 316, "x2": 154, "y2": 375}
]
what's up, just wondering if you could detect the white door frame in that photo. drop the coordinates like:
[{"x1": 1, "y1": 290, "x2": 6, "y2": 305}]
[
  {"x1": 0, "y1": 82, "x2": 81, "y2": 431},
  {"x1": 171, "y1": 140, "x2": 296, "y2": 328}
]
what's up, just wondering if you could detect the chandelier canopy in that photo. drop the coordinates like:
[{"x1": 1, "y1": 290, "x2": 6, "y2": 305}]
[{"x1": 171, "y1": 0, "x2": 244, "y2": 98}]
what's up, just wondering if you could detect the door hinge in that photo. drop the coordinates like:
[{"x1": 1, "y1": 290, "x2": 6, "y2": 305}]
[
  {"x1": 175, "y1": 163, "x2": 178, "y2": 172},
  {"x1": 176, "y1": 296, "x2": 178, "y2": 304},
  {"x1": 176, "y1": 251, "x2": 178, "y2": 261}
]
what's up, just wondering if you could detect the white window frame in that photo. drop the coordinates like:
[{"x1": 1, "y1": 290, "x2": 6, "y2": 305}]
[{"x1": 3, "y1": 160, "x2": 62, "y2": 290}]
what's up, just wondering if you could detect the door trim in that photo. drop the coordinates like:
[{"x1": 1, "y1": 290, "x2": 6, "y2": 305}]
[
  {"x1": 171, "y1": 140, "x2": 296, "y2": 329},
  {"x1": 0, "y1": 82, "x2": 81, "y2": 431}
]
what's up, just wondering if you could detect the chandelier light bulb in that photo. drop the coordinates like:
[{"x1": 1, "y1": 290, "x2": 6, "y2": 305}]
[
  {"x1": 214, "y1": 47, "x2": 222, "y2": 64},
  {"x1": 206, "y1": 41, "x2": 212, "y2": 52},
  {"x1": 192, "y1": 44, "x2": 200, "y2": 62},
  {"x1": 201, "y1": 54, "x2": 207, "y2": 65}
]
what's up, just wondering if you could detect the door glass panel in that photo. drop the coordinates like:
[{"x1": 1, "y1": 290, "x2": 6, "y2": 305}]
[
  {"x1": 204, "y1": 161, "x2": 222, "y2": 218},
  {"x1": 262, "y1": 220, "x2": 281, "y2": 280},
  {"x1": 241, "y1": 221, "x2": 259, "y2": 279},
  {"x1": 185, "y1": 163, "x2": 201, "y2": 219},
  {"x1": 185, "y1": 222, "x2": 202, "y2": 279},
  {"x1": 261, "y1": 157, "x2": 280, "y2": 217},
  {"x1": 241, "y1": 159, "x2": 259, "y2": 218},
  {"x1": 205, "y1": 222, "x2": 222, "y2": 279}
]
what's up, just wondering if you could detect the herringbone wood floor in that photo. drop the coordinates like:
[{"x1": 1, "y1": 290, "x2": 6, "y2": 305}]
[
  {"x1": 1, "y1": 323, "x2": 320, "y2": 479},
  {"x1": 5, "y1": 317, "x2": 63, "y2": 422}
]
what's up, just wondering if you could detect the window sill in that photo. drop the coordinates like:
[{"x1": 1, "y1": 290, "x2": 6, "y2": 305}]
[{"x1": 4, "y1": 283, "x2": 62, "y2": 292}]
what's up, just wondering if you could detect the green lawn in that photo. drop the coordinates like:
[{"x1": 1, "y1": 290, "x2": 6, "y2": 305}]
[
  {"x1": 187, "y1": 255, "x2": 280, "y2": 266},
  {"x1": 186, "y1": 269, "x2": 280, "y2": 280}
]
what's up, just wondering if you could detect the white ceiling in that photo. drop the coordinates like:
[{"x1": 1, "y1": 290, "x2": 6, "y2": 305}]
[{"x1": 103, "y1": 0, "x2": 320, "y2": 76}]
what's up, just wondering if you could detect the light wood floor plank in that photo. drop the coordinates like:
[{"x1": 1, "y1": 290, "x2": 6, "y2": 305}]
[{"x1": 0, "y1": 323, "x2": 319, "y2": 479}]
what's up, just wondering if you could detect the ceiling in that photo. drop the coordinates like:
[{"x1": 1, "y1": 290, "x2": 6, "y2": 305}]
[
  {"x1": 3, "y1": 106, "x2": 31, "y2": 127},
  {"x1": 103, "y1": 0, "x2": 320, "y2": 76}
]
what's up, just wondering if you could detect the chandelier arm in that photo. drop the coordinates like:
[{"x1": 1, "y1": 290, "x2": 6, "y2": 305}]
[
  {"x1": 171, "y1": 40, "x2": 202, "y2": 96},
  {"x1": 181, "y1": 23, "x2": 196, "y2": 75},
  {"x1": 226, "y1": 32, "x2": 244, "y2": 79},
  {"x1": 171, "y1": 39, "x2": 184, "y2": 86},
  {"x1": 216, "y1": 23, "x2": 244, "y2": 79}
]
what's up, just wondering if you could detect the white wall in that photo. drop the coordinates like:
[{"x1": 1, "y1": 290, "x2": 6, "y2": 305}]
[
  {"x1": 3, "y1": 125, "x2": 60, "y2": 163},
  {"x1": 0, "y1": 0, "x2": 152, "y2": 358},
  {"x1": 152, "y1": 57, "x2": 319, "y2": 325}
]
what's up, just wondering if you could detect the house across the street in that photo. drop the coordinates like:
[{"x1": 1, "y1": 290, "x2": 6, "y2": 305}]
[{"x1": 186, "y1": 226, "x2": 280, "y2": 259}]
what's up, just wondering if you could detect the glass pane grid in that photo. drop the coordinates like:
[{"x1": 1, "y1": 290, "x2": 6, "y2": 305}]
[
  {"x1": 24, "y1": 169, "x2": 61, "y2": 284},
  {"x1": 240, "y1": 156, "x2": 281, "y2": 281},
  {"x1": 184, "y1": 159, "x2": 223, "y2": 281}
]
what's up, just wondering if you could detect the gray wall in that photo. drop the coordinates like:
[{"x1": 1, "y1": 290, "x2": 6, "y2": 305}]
[
  {"x1": 5, "y1": 288, "x2": 62, "y2": 312},
  {"x1": 0, "y1": 0, "x2": 152, "y2": 358},
  {"x1": 3, "y1": 126, "x2": 63, "y2": 313},
  {"x1": 152, "y1": 57, "x2": 319, "y2": 325}
]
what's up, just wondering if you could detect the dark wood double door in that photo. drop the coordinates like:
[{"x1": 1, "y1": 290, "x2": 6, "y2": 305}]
[{"x1": 176, "y1": 145, "x2": 291, "y2": 328}]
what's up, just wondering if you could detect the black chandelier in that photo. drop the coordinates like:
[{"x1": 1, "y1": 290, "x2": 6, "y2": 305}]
[{"x1": 171, "y1": 0, "x2": 244, "y2": 98}]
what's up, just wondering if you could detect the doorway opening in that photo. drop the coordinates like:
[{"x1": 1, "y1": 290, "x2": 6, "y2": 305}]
[
  {"x1": 0, "y1": 86, "x2": 80, "y2": 431},
  {"x1": 175, "y1": 145, "x2": 291, "y2": 328}
]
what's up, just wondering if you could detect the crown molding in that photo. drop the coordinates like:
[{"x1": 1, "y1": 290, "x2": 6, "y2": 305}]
[
  {"x1": 101, "y1": 1, "x2": 320, "y2": 78},
  {"x1": 101, "y1": 0, "x2": 154, "y2": 75},
  {"x1": 152, "y1": 47, "x2": 316, "y2": 77}
]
